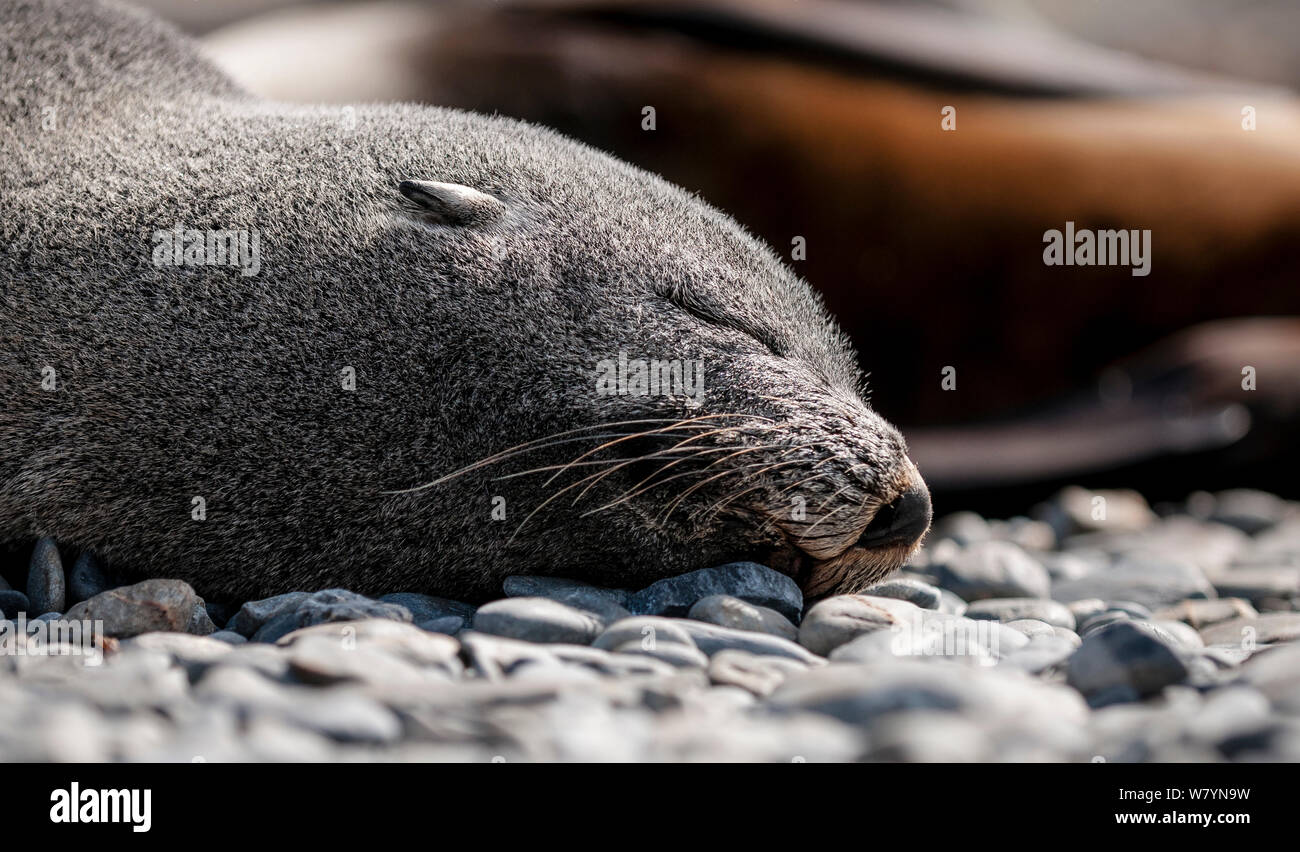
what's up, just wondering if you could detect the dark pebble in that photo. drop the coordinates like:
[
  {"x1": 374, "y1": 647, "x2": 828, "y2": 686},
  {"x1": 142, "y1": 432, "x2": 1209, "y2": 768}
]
[
  {"x1": 67, "y1": 551, "x2": 111, "y2": 604},
  {"x1": 627, "y1": 562, "x2": 802, "y2": 622},
  {"x1": 0, "y1": 589, "x2": 31, "y2": 617},
  {"x1": 27, "y1": 537, "x2": 66, "y2": 615},
  {"x1": 249, "y1": 589, "x2": 411, "y2": 643},
  {"x1": 378, "y1": 592, "x2": 476, "y2": 626},
  {"x1": 1067, "y1": 621, "x2": 1190, "y2": 703}
]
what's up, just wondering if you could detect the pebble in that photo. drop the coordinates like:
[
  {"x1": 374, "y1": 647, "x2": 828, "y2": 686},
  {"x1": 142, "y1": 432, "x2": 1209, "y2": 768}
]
[
  {"x1": 687, "y1": 595, "x2": 798, "y2": 640},
  {"x1": 1067, "y1": 621, "x2": 1190, "y2": 704},
  {"x1": 67, "y1": 551, "x2": 111, "y2": 604},
  {"x1": 249, "y1": 589, "x2": 412, "y2": 643},
  {"x1": 27, "y1": 537, "x2": 65, "y2": 615},
  {"x1": 1155, "y1": 598, "x2": 1257, "y2": 628},
  {"x1": 0, "y1": 589, "x2": 31, "y2": 618},
  {"x1": 1006, "y1": 619, "x2": 1056, "y2": 639},
  {"x1": 63, "y1": 579, "x2": 200, "y2": 638},
  {"x1": 626, "y1": 562, "x2": 802, "y2": 622},
  {"x1": 592, "y1": 617, "x2": 699, "y2": 652},
  {"x1": 861, "y1": 578, "x2": 944, "y2": 610},
  {"x1": 708, "y1": 649, "x2": 808, "y2": 697},
  {"x1": 378, "y1": 592, "x2": 476, "y2": 629},
  {"x1": 930, "y1": 541, "x2": 1051, "y2": 601},
  {"x1": 4, "y1": 487, "x2": 1297, "y2": 763},
  {"x1": 503, "y1": 575, "x2": 630, "y2": 611},
  {"x1": 472, "y1": 597, "x2": 605, "y2": 645},
  {"x1": 965, "y1": 597, "x2": 1076, "y2": 630},
  {"x1": 1200, "y1": 612, "x2": 1300, "y2": 646},
  {"x1": 797, "y1": 595, "x2": 919, "y2": 656},
  {"x1": 1051, "y1": 555, "x2": 1214, "y2": 610}
]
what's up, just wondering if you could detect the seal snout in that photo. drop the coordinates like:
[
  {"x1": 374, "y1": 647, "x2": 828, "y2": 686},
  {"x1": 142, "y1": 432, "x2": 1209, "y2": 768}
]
[{"x1": 856, "y1": 483, "x2": 932, "y2": 550}]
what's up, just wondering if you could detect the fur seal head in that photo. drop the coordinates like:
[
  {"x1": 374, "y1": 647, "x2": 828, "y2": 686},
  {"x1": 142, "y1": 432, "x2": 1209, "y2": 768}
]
[{"x1": 0, "y1": 0, "x2": 930, "y2": 602}]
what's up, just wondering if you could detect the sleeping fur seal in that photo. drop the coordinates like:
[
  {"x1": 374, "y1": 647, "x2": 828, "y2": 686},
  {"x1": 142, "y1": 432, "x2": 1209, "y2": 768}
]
[{"x1": 0, "y1": 0, "x2": 930, "y2": 602}]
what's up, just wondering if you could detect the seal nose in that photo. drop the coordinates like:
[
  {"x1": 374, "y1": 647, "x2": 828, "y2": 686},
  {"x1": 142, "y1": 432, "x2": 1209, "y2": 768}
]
[{"x1": 857, "y1": 484, "x2": 932, "y2": 549}]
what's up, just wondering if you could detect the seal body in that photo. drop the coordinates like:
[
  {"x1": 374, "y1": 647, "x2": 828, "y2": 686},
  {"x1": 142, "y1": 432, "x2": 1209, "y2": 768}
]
[{"x1": 0, "y1": 0, "x2": 928, "y2": 602}]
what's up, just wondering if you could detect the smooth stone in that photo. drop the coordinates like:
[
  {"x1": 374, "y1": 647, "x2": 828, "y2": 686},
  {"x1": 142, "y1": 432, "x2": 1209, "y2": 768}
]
[
  {"x1": 1206, "y1": 567, "x2": 1300, "y2": 602},
  {"x1": 286, "y1": 636, "x2": 443, "y2": 688},
  {"x1": 1207, "y1": 489, "x2": 1289, "y2": 534},
  {"x1": 768, "y1": 660, "x2": 1088, "y2": 729},
  {"x1": 378, "y1": 592, "x2": 476, "y2": 625},
  {"x1": 1200, "y1": 612, "x2": 1300, "y2": 646},
  {"x1": 472, "y1": 597, "x2": 604, "y2": 645},
  {"x1": 1052, "y1": 556, "x2": 1214, "y2": 610},
  {"x1": 937, "y1": 589, "x2": 968, "y2": 616},
  {"x1": 862, "y1": 578, "x2": 943, "y2": 610},
  {"x1": 829, "y1": 626, "x2": 1000, "y2": 667},
  {"x1": 592, "y1": 616, "x2": 698, "y2": 652},
  {"x1": 687, "y1": 595, "x2": 798, "y2": 640},
  {"x1": 227, "y1": 591, "x2": 311, "y2": 637},
  {"x1": 1240, "y1": 643, "x2": 1300, "y2": 713},
  {"x1": 122, "y1": 632, "x2": 234, "y2": 669},
  {"x1": 1067, "y1": 621, "x2": 1190, "y2": 702},
  {"x1": 675, "y1": 619, "x2": 823, "y2": 664},
  {"x1": 1006, "y1": 619, "x2": 1056, "y2": 639},
  {"x1": 627, "y1": 562, "x2": 802, "y2": 622},
  {"x1": 707, "y1": 649, "x2": 809, "y2": 697},
  {"x1": 1155, "y1": 598, "x2": 1257, "y2": 628},
  {"x1": 1067, "y1": 598, "x2": 1108, "y2": 623},
  {"x1": 209, "y1": 630, "x2": 248, "y2": 645},
  {"x1": 415, "y1": 615, "x2": 466, "y2": 635},
  {"x1": 67, "y1": 551, "x2": 111, "y2": 604},
  {"x1": 1153, "y1": 619, "x2": 1205, "y2": 648},
  {"x1": 249, "y1": 589, "x2": 412, "y2": 643},
  {"x1": 62, "y1": 579, "x2": 199, "y2": 638},
  {"x1": 0, "y1": 589, "x2": 31, "y2": 617},
  {"x1": 930, "y1": 541, "x2": 1050, "y2": 601},
  {"x1": 965, "y1": 597, "x2": 1076, "y2": 630},
  {"x1": 1038, "y1": 486, "x2": 1156, "y2": 536},
  {"x1": 1078, "y1": 611, "x2": 1134, "y2": 637},
  {"x1": 27, "y1": 537, "x2": 65, "y2": 615},
  {"x1": 502, "y1": 575, "x2": 631, "y2": 610},
  {"x1": 1052, "y1": 626, "x2": 1083, "y2": 648},
  {"x1": 797, "y1": 595, "x2": 920, "y2": 656},
  {"x1": 611, "y1": 640, "x2": 709, "y2": 669},
  {"x1": 1000, "y1": 635, "x2": 1077, "y2": 674}
]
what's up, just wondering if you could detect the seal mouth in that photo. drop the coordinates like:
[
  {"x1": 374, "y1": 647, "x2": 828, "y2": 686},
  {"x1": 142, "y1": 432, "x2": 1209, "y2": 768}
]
[{"x1": 773, "y1": 483, "x2": 933, "y2": 601}]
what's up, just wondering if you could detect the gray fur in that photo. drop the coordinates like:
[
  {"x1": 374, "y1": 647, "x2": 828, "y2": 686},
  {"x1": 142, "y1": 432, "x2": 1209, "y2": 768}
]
[{"x1": 0, "y1": 0, "x2": 922, "y2": 602}]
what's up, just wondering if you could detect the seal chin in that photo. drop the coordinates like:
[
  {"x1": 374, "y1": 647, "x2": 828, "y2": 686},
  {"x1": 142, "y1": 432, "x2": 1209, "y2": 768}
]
[{"x1": 797, "y1": 483, "x2": 933, "y2": 600}]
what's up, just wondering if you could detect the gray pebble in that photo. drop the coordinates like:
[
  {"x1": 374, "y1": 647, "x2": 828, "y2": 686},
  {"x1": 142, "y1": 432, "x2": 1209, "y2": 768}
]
[
  {"x1": 209, "y1": 630, "x2": 248, "y2": 645},
  {"x1": 592, "y1": 616, "x2": 698, "y2": 652},
  {"x1": 627, "y1": 562, "x2": 802, "y2": 622},
  {"x1": 473, "y1": 597, "x2": 604, "y2": 645},
  {"x1": 862, "y1": 578, "x2": 943, "y2": 610},
  {"x1": 687, "y1": 594, "x2": 798, "y2": 640},
  {"x1": 27, "y1": 537, "x2": 65, "y2": 615},
  {"x1": 1006, "y1": 619, "x2": 1056, "y2": 639},
  {"x1": 188, "y1": 600, "x2": 217, "y2": 636},
  {"x1": 63, "y1": 579, "x2": 199, "y2": 638},
  {"x1": 1051, "y1": 555, "x2": 1214, "y2": 610},
  {"x1": 1200, "y1": 612, "x2": 1300, "y2": 646},
  {"x1": 708, "y1": 649, "x2": 809, "y2": 697},
  {"x1": 378, "y1": 592, "x2": 475, "y2": 626},
  {"x1": 1155, "y1": 598, "x2": 1257, "y2": 628},
  {"x1": 67, "y1": 551, "x2": 111, "y2": 604},
  {"x1": 798, "y1": 594, "x2": 918, "y2": 656},
  {"x1": 676, "y1": 619, "x2": 823, "y2": 664},
  {"x1": 227, "y1": 591, "x2": 311, "y2": 637},
  {"x1": 966, "y1": 597, "x2": 1076, "y2": 630},
  {"x1": 250, "y1": 589, "x2": 412, "y2": 643},
  {"x1": 931, "y1": 540, "x2": 1051, "y2": 601},
  {"x1": 612, "y1": 640, "x2": 709, "y2": 669},
  {"x1": 503, "y1": 575, "x2": 630, "y2": 610},
  {"x1": 1067, "y1": 621, "x2": 1190, "y2": 704}
]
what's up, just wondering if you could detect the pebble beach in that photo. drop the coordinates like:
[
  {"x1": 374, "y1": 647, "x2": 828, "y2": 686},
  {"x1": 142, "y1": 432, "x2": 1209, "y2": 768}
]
[{"x1": 3, "y1": 486, "x2": 1298, "y2": 762}]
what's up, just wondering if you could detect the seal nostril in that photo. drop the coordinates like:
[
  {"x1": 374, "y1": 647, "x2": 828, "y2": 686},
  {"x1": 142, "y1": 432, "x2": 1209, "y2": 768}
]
[{"x1": 857, "y1": 485, "x2": 932, "y2": 549}]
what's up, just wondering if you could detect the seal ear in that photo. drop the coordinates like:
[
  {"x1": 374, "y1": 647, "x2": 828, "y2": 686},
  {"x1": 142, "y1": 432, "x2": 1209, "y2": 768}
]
[{"x1": 398, "y1": 180, "x2": 505, "y2": 226}]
